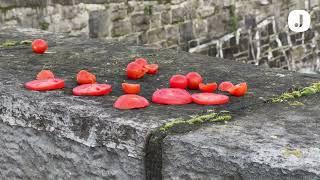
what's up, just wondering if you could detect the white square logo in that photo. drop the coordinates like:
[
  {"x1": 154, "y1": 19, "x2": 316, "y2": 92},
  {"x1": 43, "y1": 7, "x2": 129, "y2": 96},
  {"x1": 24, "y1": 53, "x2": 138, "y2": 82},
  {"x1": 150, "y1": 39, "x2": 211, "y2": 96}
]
[{"x1": 288, "y1": 10, "x2": 311, "y2": 32}]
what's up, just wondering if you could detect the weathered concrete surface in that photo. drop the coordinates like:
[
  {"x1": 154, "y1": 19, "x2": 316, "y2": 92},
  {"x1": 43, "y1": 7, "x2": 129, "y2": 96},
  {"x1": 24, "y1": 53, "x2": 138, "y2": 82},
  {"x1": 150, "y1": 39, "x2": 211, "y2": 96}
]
[
  {"x1": 163, "y1": 94, "x2": 320, "y2": 180},
  {"x1": 0, "y1": 27, "x2": 319, "y2": 179}
]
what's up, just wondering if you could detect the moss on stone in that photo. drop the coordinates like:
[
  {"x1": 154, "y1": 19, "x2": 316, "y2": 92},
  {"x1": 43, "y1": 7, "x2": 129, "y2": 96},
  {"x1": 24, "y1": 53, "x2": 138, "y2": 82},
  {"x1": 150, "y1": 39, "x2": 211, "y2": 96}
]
[
  {"x1": 0, "y1": 39, "x2": 32, "y2": 47},
  {"x1": 39, "y1": 22, "x2": 49, "y2": 30},
  {"x1": 271, "y1": 82, "x2": 320, "y2": 103},
  {"x1": 160, "y1": 112, "x2": 232, "y2": 132},
  {"x1": 282, "y1": 147, "x2": 303, "y2": 158}
]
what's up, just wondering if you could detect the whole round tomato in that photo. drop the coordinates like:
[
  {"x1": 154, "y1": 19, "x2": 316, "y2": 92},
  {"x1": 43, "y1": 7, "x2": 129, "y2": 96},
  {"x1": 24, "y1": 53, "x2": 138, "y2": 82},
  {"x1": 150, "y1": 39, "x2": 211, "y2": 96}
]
[
  {"x1": 126, "y1": 62, "x2": 146, "y2": 80},
  {"x1": 152, "y1": 88, "x2": 192, "y2": 105},
  {"x1": 114, "y1": 94, "x2": 150, "y2": 110},
  {"x1": 186, "y1": 72, "x2": 203, "y2": 90},
  {"x1": 32, "y1": 39, "x2": 48, "y2": 54},
  {"x1": 169, "y1": 75, "x2": 188, "y2": 89}
]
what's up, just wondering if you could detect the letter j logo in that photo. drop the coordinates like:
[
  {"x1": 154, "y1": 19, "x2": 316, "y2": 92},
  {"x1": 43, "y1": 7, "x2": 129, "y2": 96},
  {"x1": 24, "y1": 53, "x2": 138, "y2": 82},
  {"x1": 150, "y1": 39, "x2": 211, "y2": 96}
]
[{"x1": 288, "y1": 10, "x2": 311, "y2": 32}]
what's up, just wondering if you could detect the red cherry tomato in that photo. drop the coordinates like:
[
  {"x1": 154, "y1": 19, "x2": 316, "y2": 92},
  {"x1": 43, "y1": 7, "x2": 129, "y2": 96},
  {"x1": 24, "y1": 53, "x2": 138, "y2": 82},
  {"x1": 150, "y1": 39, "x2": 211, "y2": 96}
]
[
  {"x1": 32, "y1": 39, "x2": 48, "y2": 54},
  {"x1": 199, "y1": 82, "x2": 218, "y2": 93},
  {"x1": 169, "y1": 75, "x2": 188, "y2": 89},
  {"x1": 228, "y1": 82, "x2": 248, "y2": 97},
  {"x1": 126, "y1": 62, "x2": 146, "y2": 80},
  {"x1": 36, "y1": 70, "x2": 55, "y2": 80},
  {"x1": 186, "y1": 72, "x2": 203, "y2": 90},
  {"x1": 218, "y1": 81, "x2": 234, "y2": 91},
  {"x1": 25, "y1": 79, "x2": 65, "y2": 91},
  {"x1": 145, "y1": 64, "x2": 159, "y2": 74},
  {"x1": 122, "y1": 83, "x2": 141, "y2": 94},
  {"x1": 73, "y1": 84, "x2": 112, "y2": 96},
  {"x1": 152, "y1": 88, "x2": 192, "y2": 105},
  {"x1": 114, "y1": 94, "x2": 150, "y2": 110},
  {"x1": 76, "y1": 70, "x2": 96, "y2": 85},
  {"x1": 134, "y1": 58, "x2": 148, "y2": 66},
  {"x1": 191, "y1": 93, "x2": 229, "y2": 105}
]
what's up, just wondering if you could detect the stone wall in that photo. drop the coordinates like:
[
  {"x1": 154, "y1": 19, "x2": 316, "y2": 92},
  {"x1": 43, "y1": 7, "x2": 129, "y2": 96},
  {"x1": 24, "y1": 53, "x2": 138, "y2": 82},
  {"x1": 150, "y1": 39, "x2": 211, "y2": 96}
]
[{"x1": 1, "y1": 0, "x2": 320, "y2": 73}]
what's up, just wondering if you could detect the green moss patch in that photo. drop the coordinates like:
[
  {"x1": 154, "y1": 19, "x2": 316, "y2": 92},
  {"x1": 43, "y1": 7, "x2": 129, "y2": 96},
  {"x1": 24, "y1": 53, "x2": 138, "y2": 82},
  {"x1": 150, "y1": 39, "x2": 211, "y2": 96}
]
[
  {"x1": 160, "y1": 111, "x2": 232, "y2": 132},
  {"x1": 0, "y1": 40, "x2": 32, "y2": 47},
  {"x1": 271, "y1": 82, "x2": 320, "y2": 103}
]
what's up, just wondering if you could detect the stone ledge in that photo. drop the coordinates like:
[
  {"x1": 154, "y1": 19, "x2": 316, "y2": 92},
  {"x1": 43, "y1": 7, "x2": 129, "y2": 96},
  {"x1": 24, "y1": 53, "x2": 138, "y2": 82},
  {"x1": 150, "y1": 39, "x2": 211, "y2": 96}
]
[{"x1": 0, "y1": 27, "x2": 320, "y2": 179}]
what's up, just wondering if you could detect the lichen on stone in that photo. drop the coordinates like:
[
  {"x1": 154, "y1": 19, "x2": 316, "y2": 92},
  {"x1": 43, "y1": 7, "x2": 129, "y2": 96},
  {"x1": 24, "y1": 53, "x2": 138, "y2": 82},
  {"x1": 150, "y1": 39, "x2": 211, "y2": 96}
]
[
  {"x1": 159, "y1": 112, "x2": 232, "y2": 132},
  {"x1": 0, "y1": 39, "x2": 32, "y2": 47},
  {"x1": 271, "y1": 82, "x2": 320, "y2": 103}
]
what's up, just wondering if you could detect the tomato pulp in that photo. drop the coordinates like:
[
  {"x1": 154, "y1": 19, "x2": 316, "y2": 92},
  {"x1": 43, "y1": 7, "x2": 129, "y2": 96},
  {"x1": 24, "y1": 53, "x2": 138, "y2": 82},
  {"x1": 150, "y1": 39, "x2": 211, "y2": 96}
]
[
  {"x1": 122, "y1": 83, "x2": 141, "y2": 94},
  {"x1": 199, "y1": 82, "x2": 218, "y2": 93},
  {"x1": 77, "y1": 70, "x2": 96, "y2": 84},
  {"x1": 25, "y1": 79, "x2": 65, "y2": 91},
  {"x1": 114, "y1": 94, "x2": 150, "y2": 110},
  {"x1": 32, "y1": 39, "x2": 48, "y2": 54},
  {"x1": 228, "y1": 82, "x2": 248, "y2": 97},
  {"x1": 192, "y1": 93, "x2": 229, "y2": 105},
  {"x1": 145, "y1": 64, "x2": 159, "y2": 74},
  {"x1": 186, "y1": 72, "x2": 203, "y2": 90},
  {"x1": 169, "y1": 75, "x2": 188, "y2": 89},
  {"x1": 152, "y1": 88, "x2": 192, "y2": 105},
  {"x1": 36, "y1": 70, "x2": 55, "y2": 80},
  {"x1": 218, "y1": 81, "x2": 234, "y2": 91},
  {"x1": 73, "y1": 84, "x2": 112, "y2": 96}
]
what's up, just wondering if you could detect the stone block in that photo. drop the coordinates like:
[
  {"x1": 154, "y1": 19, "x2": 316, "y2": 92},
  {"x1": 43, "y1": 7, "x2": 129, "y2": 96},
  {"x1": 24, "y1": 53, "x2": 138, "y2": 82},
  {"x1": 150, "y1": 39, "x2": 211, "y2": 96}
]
[
  {"x1": 172, "y1": 6, "x2": 185, "y2": 23},
  {"x1": 150, "y1": 13, "x2": 161, "y2": 29},
  {"x1": 131, "y1": 13, "x2": 150, "y2": 32},
  {"x1": 147, "y1": 28, "x2": 166, "y2": 43},
  {"x1": 179, "y1": 21, "x2": 194, "y2": 43},
  {"x1": 165, "y1": 25, "x2": 180, "y2": 46},
  {"x1": 193, "y1": 19, "x2": 207, "y2": 38},
  {"x1": 161, "y1": 11, "x2": 171, "y2": 25},
  {"x1": 111, "y1": 19, "x2": 131, "y2": 37},
  {"x1": 89, "y1": 10, "x2": 109, "y2": 38}
]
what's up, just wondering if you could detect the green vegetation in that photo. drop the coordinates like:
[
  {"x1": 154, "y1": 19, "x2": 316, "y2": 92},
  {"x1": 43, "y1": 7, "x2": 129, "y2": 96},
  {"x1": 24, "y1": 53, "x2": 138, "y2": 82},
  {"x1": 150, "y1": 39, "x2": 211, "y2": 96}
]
[
  {"x1": 144, "y1": 5, "x2": 153, "y2": 16},
  {"x1": 160, "y1": 111, "x2": 232, "y2": 132},
  {"x1": 39, "y1": 22, "x2": 49, "y2": 30},
  {"x1": 229, "y1": 1, "x2": 238, "y2": 33},
  {"x1": 282, "y1": 147, "x2": 302, "y2": 158},
  {"x1": 271, "y1": 82, "x2": 320, "y2": 103},
  {"x1": 0, "y1": 39, "x2": 32, "y2": 47}
]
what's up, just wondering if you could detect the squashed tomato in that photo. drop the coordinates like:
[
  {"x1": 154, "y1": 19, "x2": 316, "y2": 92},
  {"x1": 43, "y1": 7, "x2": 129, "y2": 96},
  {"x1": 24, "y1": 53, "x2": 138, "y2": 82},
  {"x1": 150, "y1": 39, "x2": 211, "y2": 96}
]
[
  {"x1": 114, "y1": 94, "x2": 150, "y2": 110},
  {"x1": 186, "y1": 72, "x2": 203, "y2": 90},
  {"x1": 25, "y1": 79, "x2": 65, "y2": 91},
  {"x1": 126, "y1": 62, "x2": 146, "y2": 80},
  {"x1": 122, "y1": 83, "x2": 141, "y2": 94},
  {"x1": 134, "y1": 58, "x2": 148, "y2": 66},
  {"x1": 191, "y1": 93, "x2": 229, "y2": 105},
  {"x1": 228, "y1": 82, "x2": 248, "y2": 97},
  {"x1": 73, "y1": 84, "x2": 112, "y2": 96},
  {"x1": 77, "y1": 70, "x2": 96, "y2": 85},
  {"x1": 32, "y1": 39, "x2": 48, "y2": 54},
  {"x1": 145, "y1": 64, "x2": 159, "y2": 74},
  {"x1": 199, "y1": 82, "x2": 218, "y2": 93},
  {"x1": 152, "y1": 88, "x2": 192, "y2": 105},
  {"x1": 218, "y1": 81, "x2": 234, "y2": 92},
  {"x1": 36, "y1": 70, "x2": 55, "y2": 80},
  {"x1": 169, "y1": 75, "x2": 188, "y2": 89}
]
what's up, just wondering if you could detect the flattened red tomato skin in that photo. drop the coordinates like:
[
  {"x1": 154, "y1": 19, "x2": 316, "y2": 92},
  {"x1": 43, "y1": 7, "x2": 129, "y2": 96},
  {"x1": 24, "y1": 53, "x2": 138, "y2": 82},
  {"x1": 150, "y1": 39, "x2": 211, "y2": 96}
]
[
  {"x1": 126, "y1": 62, "x2": 146, "y2": 80},
  {"x1": 145, "y1": 64, "x2": 159, "y2": 74},
  {"x1": 114, "y1": 94, "x2": 150, "y2": 110},
  {"x1": 191, "y1": 93, "x2": 229, "y2": 105},
  {"x1": 218, "y1": 81, "x2": 234, "y2": 91},
  {"x1": 228, "y1": 82, "x2": 248, "y2": 97},
  {"x1": 134, "y1": 58, "x2": 148, "y2": 66},
  {"x1": 77, "y1": 70, "x2": 97, "y2": 85},
  {"x1": 199, "y1": 82, "x2": 218, "y2": 93},
  {"x1": 152, "y1": 88, "x2": 192, "y2": 105},
  {"x1": 73, "y1": 84, "x2": 112, "y2": 96},
  {"x1": 32, "y1": 39, "x2": 48, "y2": 54},
  {"x1": 169, "y1": 75, "x2": 188, "y2": 89},
  {"x1": 25, "y1": 79, "x2": 65, "y2": 91},
  {"x1": 122, "y1": 83, "x2": 141, "y2": 94},
  {"x1": 186, "y1": 72, "x2": 203, "y2": 90},
  {"x1": 36, "y1": 70, "x2": 55, "y2": 80}
]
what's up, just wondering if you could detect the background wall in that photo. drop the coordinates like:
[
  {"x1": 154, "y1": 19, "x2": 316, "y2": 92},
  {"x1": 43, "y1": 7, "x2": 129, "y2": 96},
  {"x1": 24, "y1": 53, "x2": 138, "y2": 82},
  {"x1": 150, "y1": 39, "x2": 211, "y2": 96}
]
[{"x1": 1, "y1": 0, "x2": 320, "y2": 73}]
